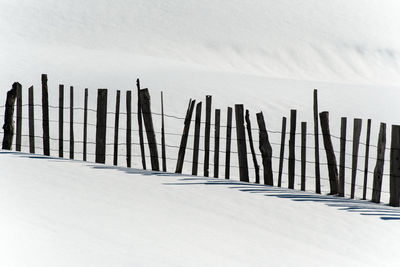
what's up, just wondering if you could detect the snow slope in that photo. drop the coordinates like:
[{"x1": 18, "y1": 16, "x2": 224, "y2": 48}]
[{"x1": 1, "y1": 151, "x2": 399, "y2": 267}]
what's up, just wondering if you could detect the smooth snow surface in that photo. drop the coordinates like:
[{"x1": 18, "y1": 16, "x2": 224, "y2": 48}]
[{"x1": 1, "y1": 151, "x2": 399, "y2": 267}]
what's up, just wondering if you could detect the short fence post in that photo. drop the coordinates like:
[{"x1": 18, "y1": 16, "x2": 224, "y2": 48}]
[
  {"x1": 59, "y1": 85, "x2": 64, "y2": 157},
  {"x1": 372, "y1": 123, "x2": 386, "y2": 203},
  {"x1": 41, "y1": 74, "x2": 50, "y2": 156},
  {"x1": 362, "y1": 119, "x2": 371, "y2": 200},
  {"x1": 161, "y1": 92, "x2": 167, "y2": 172},
  {"x1": 192, "y1": 102, "x2": 202, "y2": 175},
  {"x1": 313, "y1": 89, "x2": 321, "y2": 194},
  {"x1": 28, "y1": 86, "x2": 35, "y2": 153},
  {"x1": 16, "y1": 83, "x2": 22, "y2": 152},
  {"x1": 83, "y1": 88, "x2": 88, "y2": 161},
  {"x1": 235, "y1": 104, "x2": 249, "y2": 182},
  {"x1": 389, "y1": 125, "x2": 400, "y2": 207},
  {"x1": 351, "y1": 118, "x2": 362, "y2": 199},
  {"x1": 175, "y1": 99, "x2": 196, "y2": 173},
  {"x1": 288, "y1": 109, "x2": 297, "y2": 189},
  {"x1": 113, "y1": 90, "x2": 121, "y2": 166},
  {"x1": 256, "y1": 112, "x2": 273, "y2": 185},
  {"x1": 301, "y1": 122, "x2": 307, "y2": 191},
  {"x1": 204, "y1": 95, "x2": 212, "y2": 177},
  {"x1": 69, "y1": 86, "x2": 74, "y2": 160},
  {"x1": 224, "y1": 107, "x2": 233, "y2": 179},
  {"x1": 214, "y1": 109, "x2": 221, "y2": 178},
  {"x1": 319, "y1": 111, "x2": 339, "y2": 195},
  {"x1": 338, "y1": 117, "x2": 347, "y2": 197},
  {"x1": 139, "y1": 88, "x2": 160, "y2": 171},
  {"x1": 246, "y1": 110, "x2": 260, "y2": 183},
  {"x1": 278, "y1": 117, "x2": 287, "y2": 187},
  {"x1": 95, "y1": 89, "x2": 108, "y2": 164},
  {"x1": 2, "y1": 84, "x2": 18, "y2": 150},
  {"x1": 136, "y1": 79, "x2": 146, "y2": 170}
]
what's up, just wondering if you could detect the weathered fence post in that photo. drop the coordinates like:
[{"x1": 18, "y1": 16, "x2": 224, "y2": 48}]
[
  {"x1": 136, "y1": 79, "x2": 146, "y2": 170},
  {"x1": 16, "y1": 83, "x2": 22, "y2": 152},
  {"x1": 204, "y1": 95, "x2": 212, "y2": 177},
  {"x1": 83, "y1": 88, "x2": 88, "y2": 161},
  {"x1": 214, "y1": 109, "x2": 221, "y2": 178},
  {"x1": 372, "y1": 123, "x2": 386, "y2": 203},
  {"x1": 246, "y1": 110, "x2": 260, "y2": 183},
  {"x1": 362, "y1": 119, "x2": 371, "y2": 200},
  {"x1": 59, "y1": 85, "x2": 64, "y2": 157},
  {"x1": 139, "y1": 88, "x2": 160, "y2": 171},
  {"x1": 192, "y1": 102, "x2": 202, "y2": 175},
  {"x1": 113, "y1": 90, "x2": 121, "y2": 166},
  {"x1": 235, "y1": 104, "x2": 249, "y2": 182},
  {"x1": 95, "y1": 89, "x2": 108, "y2": 164},
  {"x1": 41, "y1": 74, "x2": 50, "y2": 156},
  {"x1": 278, "y1": 117, "x2": 287, "y2": 187},
  {"x1": 225, "y1": 107, "x2": 233, "y2": 179},
  {"x1": 319, "y1": 111, "x2": 339, "y2": 195},
  {"x1": 2, "y1": 84, "x2": 18, "y2": 150},
  {"x1": 28, "y1": 86, "x2": 35, "y2": 153},
  {"x1": 69, "y1": 86, "x2": 74, "y2": 160},
  {"x1": 175, "y1": 99, "x2": 196, "y2": 173},
  {"x1": 313, "y1": 89, "x2": 321, "y2": 194},
  {"x1": 161, "y1": 91, "x2": 167, "y2": 172},
  {"x1": 288, "y1": 109, "x2": 297, "y2": 189},
  {"x1": 351, "y1": 118, "x2": 362, "y2": 199},
  {"x1": 126, "y1": 90, "x2": 132, "y2": 167},
  {"x1": 338, "y1": 117, "x2": 347, "y2": 197},
  {"x1": 389, "y1": 125, "x2": 400, "y2": 207},
  {"x1": 256, "y1": 112, "x2": 273, "y2": 186},
  {"x1": 301, "y1": 122, "x2": 307, "y2": 191}
]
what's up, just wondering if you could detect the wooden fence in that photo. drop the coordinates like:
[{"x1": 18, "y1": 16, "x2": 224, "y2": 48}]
[{"x1": 1, "y1": 74, "x2": 400, "y2": 207}]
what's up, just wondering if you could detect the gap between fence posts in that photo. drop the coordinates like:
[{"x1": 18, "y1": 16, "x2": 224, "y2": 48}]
[
  {"x1": 235, "y1": 104, "x2": 249, "y2": 182},
  {"x1": 95, "y1": 89, "x2": 107, "y2": 164},
  {"x1": 2, "y1": 83, "x2": 18, "y2": 150},
  {"x1": 301, "y1": 122, "x2": 306, "y2": 191},
  {"x1": 204, "y1": 95, "x2": 212, "y2": 177},
  {"x1": 389, "y1": 125, "x2": 400, "y2": 207},
  {"x1": 126, "y1": 90, "x2": 131, "y2": 167},
  {"x1": 83, "y1": 88, "x2": 88, "y2": 161},
  {"x1": 59, "y1": 85, "x2": 64, "y2": 158},
  {"x1": 278, "y1": 117, "x2": 286, "y2": 187},
  {"x1": 137, "y1": 79, "x2": 146, "y2": 170},
  {"x1": 113, "y1": 90, "x2": 121, "y2": 166},
  {"x1": 372, "y1": 123, "x2": 386, "y2": 203},
  {"x1": 214, "y1": 109, "x2": 221, "y2": 178},
  {"x1": 16, "y1": 82, "x2": 22, "y2": 152},
  {"x1": 161, "y1": 91, "x2": 167, "y2": 172},
  {"x1": 338, "y1": 117, "x2": 347, "y2": 197},
  {"x1": 28, "y1": 86, "x2": 35, "y2": 153},
  {"x1": 69, "y1": 86, "x2": 74, "y2": 160},
  {"x1": 362, "y1": 119, "x2": 371, "y2": 200},
  {"x1": 351, "y1": 118, "x2": 362, "y2": 199},
  {"x1": 246, "y1": 110, "x2": 260, "y2": 183},
  {"x1": 41, "y1": 74, "x2": 50, "y2": 156},
  {"x1": 313, "y1": 89, "x2": 321, "y2": 194},
  {"x1": 256, "y1": 112, "x2": 273, "y2": 186},
  {"x1": 288, "y1": 109, "x2": 297, "y2": 189},
  {"x1": 225, "y1": 107, "x2": 233, "y2": 180},
  {"x1": 192, "y1": 102, "x2": 202, "y2": 175}
]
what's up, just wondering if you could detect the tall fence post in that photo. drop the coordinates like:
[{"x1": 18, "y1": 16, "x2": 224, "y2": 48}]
[
  {"x1": 256, "y1": 112, "x2": 273, "y2": 185},
  {"x1": 83, "y1": 88, "x2": 88, "y2": 161},
  {"x1": 95, "y1": 89, "x2": 108, "y2": 164},
  {"x1": 362, "y1": 119, "x2": 371, "y2": 200},
  {"x1": 192, "y1": 102, "x2": 202, "y2": 175},
  {"x1": 288, "y1": 109, "x2": 297, "y2": 189},
  {"x1": 214, "y1": 109, "x2": 221, "y2": 178},
  {"x1": 351, "y1": 118, "x2": 362, "y2": 199},
  {"x1": 224, "y1": 107, "x2": 233, "y2": 179},
  {"x1": 313, "y1": 89, "x2": 321, "y2": 194},
  {"x1": 15, "y1": 83, "x2": 22, "y2": 152},
  {"x1": 161, "y1": 91, "x2": 167, "y2": 172},
  {"x1": 69, "y1": 86, "x2": 74, "y2": 160},
  {"x1": 338, "y1": 117, "x2": 347, "y2": 197},
  {"x1": 126, "y1": 90, "x2": 132, "y2": 167},
  {"x1": 204, "y1": 95, "x2": 212, "y2": 177},
  {"x1": 139, "y1": 88, "x2": 160, "y2": 171},
  {"x1": 372, "y1": 123, "x2": 386, "y2": 203},
  {"x1": 175, "y1": 99, "x2": 196, "y2": 173},
  {"x1": 59, "y1": 85, "x2": 64, "y2": 158},
  {"x1": 113, "y1": 90, "x2": 121, "y2": 166},
  {"x1": 319, "y1": 111, "x2": 339, "y2": 195},
  {"x1": 246, "y1": 110, "x2": 260, "y2": 183},
  {"x1": 278, "y1": 117, "x2": 287, "y2": 187},
  {"x1": 137, "y1": 79, "x2": 146, "y2": 170},
  {"x1": 28, "y1": 86, "x2": 35, "y2": 154},
  {"x1": 41, "y1": 74, "x2": 50, "y2": 156},
  {"x1": 301, "y1": 122, "x2": 307, "y2": 191},
  {"x1": 389, "y1": 125, "x2": 400, "y2": 207},
  {"x1": 235, "y1": 104, "x2": 249, "y2": 182},
  {"x1": 2, "y1": 84, "x2": 18, "y2": 150}
]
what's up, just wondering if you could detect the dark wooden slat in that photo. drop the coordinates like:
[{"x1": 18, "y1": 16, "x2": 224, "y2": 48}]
[
  {"x1": 113, "y1": 90, "x2": 121, "y2": 166},
  {"x1": 126, "y1": 90, "x2": 131, "y2": 167},
  {"x1": 389, "y1": 125, "x2": 400, "y2": 207},
  {"x1": 350, "y1": 118, "x2": 362, "y2": 199},
  {"x1": 41, "y1": 74, "x2": 50, "y2": 156},
  {"x1": 161, "y1": 91, "x2": 167, "y2": 172},
  {"x1": 204, "y1": 95, "x2": 212, "y2": 177},
  {"x1": 28, "y1": 86, "x2": 35, "y2": 154},
  {"x1": 245, "y1": 110, "x2": 260, "y2": 183},
  {"x1": 301, "y1": 122, "x2": 307, "y2": 191},
  {"x1": 95, "y1": 89, "x2": 108, "y2": 164},
  {"x1": 59, "y1": 85, "x2": 64, "y2": 158},
  {"x1": 136, "y1": 79, "x2": 146, "y2": 170},
  {"x1": 83, "y1": 88, "x2": 88, "y2": 161},
  {"x1": 372, "y1": 123, "x2": 386, "y2": 203},
  {"x1": 69, "y1": 86, "x2": 74, "y2": 160},
  {"x1": 224, "y1": 107, "x2": 233, "y2": 179},
  {"x1": 235, "y1": 104, "x2": 249, "y2": 182},
  {"x1": 313, "y1": 89, "x2": 321, "y2": 194},
  {"x1": 288, "y1": 109, "x2": 297, "y2": 189},
  {"x1": 338, "y1": 117, "x2": 347, "y2": 197},
  {"x1": 362, "y1": 119, "x2": 372, "y2": 200},
  {"x1": 15, "y1": 82, "x2": 22, "y2": 152},
  {"x1": 192, "y1": 102, "x2": 202, "y2": 175},
  {"x1": 2, "y1": 84, "x2": 18, "y2": 150},
  {"x1": 214, "y1": 109, "x2": 221, "y2": 178},
  {"x1": 278, "y1": 117, "x2": 287, "y2": 187},
  {"x1": 256, "y1": 112, "x2": 273, "y2": 186}
]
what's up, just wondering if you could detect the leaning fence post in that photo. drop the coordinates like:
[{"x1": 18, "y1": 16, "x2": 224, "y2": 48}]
[
  {"x1": 225, "y1": 107, "x2": 233, "y2": 179},
  {"x1": 301, "y1": 122, "x2": 307, "y2": 191},
  {"x1": 136, "y1": 79, "x2": 146, "y2": 170},
  {"x1": 113, "y1": 90, "x2": 121, "y2": 166},
  {"x1": 28, "y1": 86, "x2": 35, "y2": 154},
  {"x1": 41, "y1": 74, "x2": 50, "y2": 156},
  {"x1": 319, "y1": 111, "x2": 339, "y2": 195},
  {"x1": 126, "y1": 90, "x2": 132, "y2": 167},
  {"x1": 192, "y1": 102, "x2": 202, "y2": 175},
  {"x1": 313, "y1": 89, "x2": 321, "y2": 194},
  {"x1": 278, "y1": 117, "x2": 287, "y2": 187},
  {"x1": 246, "y1": 110, "x2": 260, "y2": 183},
  {"x1": 59, "y1": 85, "x2": 64, "y2": 157},
  {"x1": 69, "y1": 86, "x2": 74, "y2": 160},
  {"x1": 2, "y1": 84, "x2": 18, "y2": 150},
  {"x1": 175, "y1": 99, "x2": 196, "y2": 173},
  {"x1": 351, "y1": 118, "x2": 362, "y2": 199},
  {"x1": 235, "y1": 104, "x2": 249, "y2": 182},
  {"x1": 256, "y1": 112, "x2": 273, "y2": 186},
  {"x1": 372, "y1": 123, "x2": 386, "y2": 203},
  {"x1": 288, "y1": 109, "x2": 297, "y2": 189},
  {"x1": 389, "y1": 125, "x2": 400, "y2": 207},
  {"x1": 139, "y1": 88, "x2": 160, "y2": 171},
  {"x1": 214, "y1": 109, "x2": 221, "y2": 178},
  {"x1": 95, "y1": 89, "x2": 108, "y2": 164},
  {"x1": 83, "y1": 88, "x2": 88, "y2": 161},
  {"x1": 204, "y1": 95, "x2": 212, "y2": 177},
  {"x1": 338, "y1": 117, "x2": 347, "y2": 197},
  {"x1": 362, "y1": 119, "x2": 371, "y2": 200},
  {"x1": 161, "y1": 91, "x2": 167, "y2": 172},
  {"x1": 16, "y1": 83, "x2": 22, "y2": 152}
]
